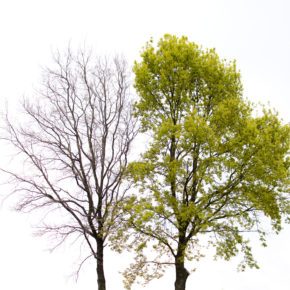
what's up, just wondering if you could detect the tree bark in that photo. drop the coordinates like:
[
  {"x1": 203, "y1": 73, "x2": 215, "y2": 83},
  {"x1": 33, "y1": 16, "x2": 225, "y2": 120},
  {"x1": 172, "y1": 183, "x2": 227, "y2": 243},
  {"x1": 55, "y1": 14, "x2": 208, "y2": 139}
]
[
  {"x1": 174, "y1": 257, "x2": 189, "y2": 290},
  {"x1": 96, "y1": 238, "x2": 106, "y2": 290}
]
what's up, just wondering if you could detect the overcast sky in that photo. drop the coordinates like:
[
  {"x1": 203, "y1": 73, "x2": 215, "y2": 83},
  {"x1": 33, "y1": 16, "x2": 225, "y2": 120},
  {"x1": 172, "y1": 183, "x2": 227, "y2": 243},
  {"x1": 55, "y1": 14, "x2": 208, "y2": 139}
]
[{"x1": 0, "y1": 0, "x2": 289, "y2": 289}]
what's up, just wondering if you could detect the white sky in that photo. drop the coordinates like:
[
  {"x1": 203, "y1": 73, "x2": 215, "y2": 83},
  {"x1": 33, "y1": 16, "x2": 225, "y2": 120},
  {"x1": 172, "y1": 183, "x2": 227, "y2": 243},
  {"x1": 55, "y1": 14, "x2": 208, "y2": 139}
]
[{"x1": 0, "y1": 0, "x2": 289, "y2": 289}]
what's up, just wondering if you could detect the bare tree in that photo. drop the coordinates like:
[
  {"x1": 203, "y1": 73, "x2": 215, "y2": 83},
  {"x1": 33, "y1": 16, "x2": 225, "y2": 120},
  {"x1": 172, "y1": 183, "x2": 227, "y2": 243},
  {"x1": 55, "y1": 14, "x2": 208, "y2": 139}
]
[{"x1": 1, "y1": 49, "x2": 137, "y2": 290}]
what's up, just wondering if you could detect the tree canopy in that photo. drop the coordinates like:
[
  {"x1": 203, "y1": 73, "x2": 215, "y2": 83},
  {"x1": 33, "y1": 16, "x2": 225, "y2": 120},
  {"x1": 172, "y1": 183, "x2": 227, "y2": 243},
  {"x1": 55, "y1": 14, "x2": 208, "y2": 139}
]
[{"x1": 124, "y1": 34, "x2": 290, "y2": 290}]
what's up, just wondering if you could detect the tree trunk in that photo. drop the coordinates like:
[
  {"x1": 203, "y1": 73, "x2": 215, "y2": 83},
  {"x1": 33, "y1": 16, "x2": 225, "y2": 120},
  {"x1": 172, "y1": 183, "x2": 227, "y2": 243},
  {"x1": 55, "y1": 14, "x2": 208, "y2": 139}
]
[
  {"x1": 174, "y1": 258, "x2": 189, "y2": 290},
  {"x1": 96, "y1": 238, "x2": 106, "y2": 290}
]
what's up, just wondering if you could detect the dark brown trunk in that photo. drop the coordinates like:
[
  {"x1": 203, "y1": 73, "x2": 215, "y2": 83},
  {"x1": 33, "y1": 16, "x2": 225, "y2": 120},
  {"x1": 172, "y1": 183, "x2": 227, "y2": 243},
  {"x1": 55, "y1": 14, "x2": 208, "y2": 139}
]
[
  {"x1": 174, "y1": 258, "x2": 189, "y2": 290},
  {"x1": 96, "y1": 238, "x2": 106, "y2": 290}
]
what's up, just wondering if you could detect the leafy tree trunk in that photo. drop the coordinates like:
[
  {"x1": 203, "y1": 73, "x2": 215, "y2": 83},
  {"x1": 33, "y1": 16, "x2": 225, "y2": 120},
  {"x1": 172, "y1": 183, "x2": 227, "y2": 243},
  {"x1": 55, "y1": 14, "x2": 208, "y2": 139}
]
[
  {"x1": 96, "y1": 238, "x2": 106, "y2": 290},
  {"x1": 174, "y1": 257, "x2": 189, "y2": 290},
  {"x1": 174, "y1": 236, "x2": 190, "y2": 290}
]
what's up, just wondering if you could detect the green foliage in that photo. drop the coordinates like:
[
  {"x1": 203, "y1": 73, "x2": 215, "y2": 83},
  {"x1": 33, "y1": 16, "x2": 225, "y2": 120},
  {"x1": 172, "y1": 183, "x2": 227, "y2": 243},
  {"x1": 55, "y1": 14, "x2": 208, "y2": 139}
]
[{"x1": 125, "y1": 34, "x2": 290, "y2": 287}]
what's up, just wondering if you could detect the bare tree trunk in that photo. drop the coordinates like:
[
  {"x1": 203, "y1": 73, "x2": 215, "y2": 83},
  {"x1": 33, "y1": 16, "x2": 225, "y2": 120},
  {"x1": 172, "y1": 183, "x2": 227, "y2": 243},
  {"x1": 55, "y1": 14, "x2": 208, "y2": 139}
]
[
  {"x1": 96, "y1": 238, "x2": 106, "y2": 290},
  {"x1": 174, "y1": 257, "x2": 189, "y2": 290}
]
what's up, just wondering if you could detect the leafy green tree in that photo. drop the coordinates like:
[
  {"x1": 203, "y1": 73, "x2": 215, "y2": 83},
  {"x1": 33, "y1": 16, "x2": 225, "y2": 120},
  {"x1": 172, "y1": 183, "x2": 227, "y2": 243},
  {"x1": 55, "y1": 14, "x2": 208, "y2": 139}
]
[{"x1": 124, "y1": 35, "x2": 290, "y2": 290}]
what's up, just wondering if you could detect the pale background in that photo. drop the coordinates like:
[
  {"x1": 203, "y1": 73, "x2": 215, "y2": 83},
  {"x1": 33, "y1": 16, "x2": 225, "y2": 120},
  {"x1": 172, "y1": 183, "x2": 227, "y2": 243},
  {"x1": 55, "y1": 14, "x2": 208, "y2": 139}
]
[{"x1": 0, "y1": 0, "x2": 289, "y2": 289}]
